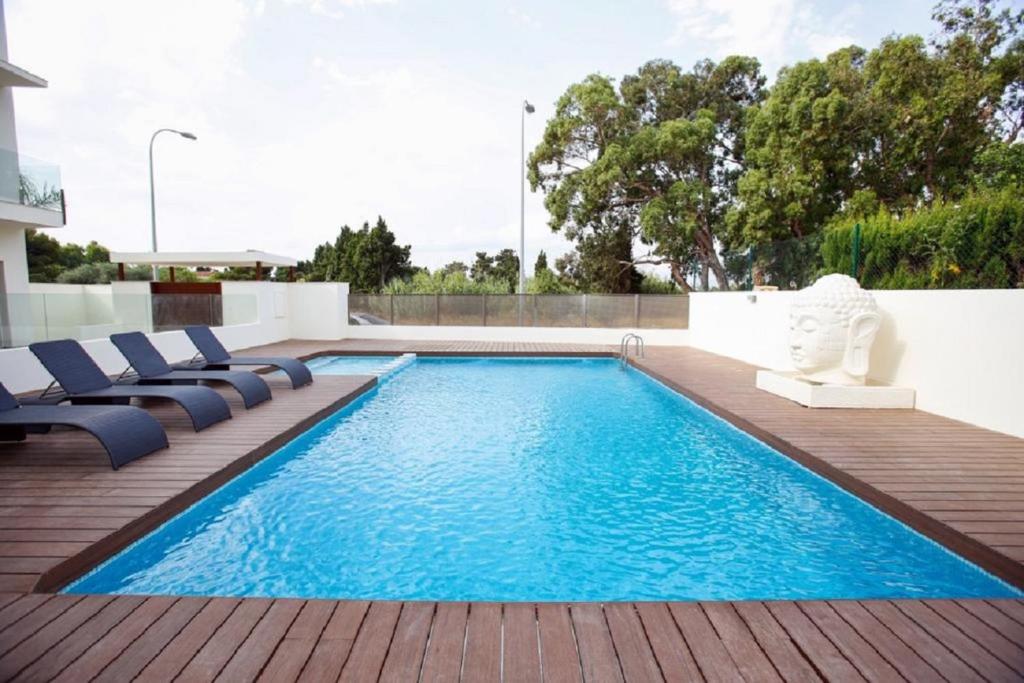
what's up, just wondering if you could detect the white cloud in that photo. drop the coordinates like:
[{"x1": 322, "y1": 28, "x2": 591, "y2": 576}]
[
  {"x1": 282, "y1": 0, "x2": 396, "y2": 20},
  {"x1": 665, "y1": 0, "x2": 860, "y2": 77}
]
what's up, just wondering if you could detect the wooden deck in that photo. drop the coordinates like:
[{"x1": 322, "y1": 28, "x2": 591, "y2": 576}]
[
  {"x1": 1, "y1": 338, "x2": 1023, "y2": 680},
  {"x1": 0, "y1": 594, "x2": 1022, "y2": 681}
]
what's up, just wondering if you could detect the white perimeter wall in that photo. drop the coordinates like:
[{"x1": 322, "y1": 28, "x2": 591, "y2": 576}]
[{"x1": 689, "y1": 290, "x2": 1024, "y2": 439}]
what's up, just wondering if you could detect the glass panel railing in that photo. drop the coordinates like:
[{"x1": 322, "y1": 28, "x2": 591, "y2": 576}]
[
  {"x1": 0, "y1": 292, "x2": 258, "y2": 348},
  {"x1": 0, "y1": 147, "x2": 63, "y2": 211},
  {"x1": 346, "y1": 294, "x2": 689, "y2": 329}
]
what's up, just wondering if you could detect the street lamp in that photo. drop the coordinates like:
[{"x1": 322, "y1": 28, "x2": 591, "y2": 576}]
[
  {"x1": 519, "y1": 99, "x2": 535, "y2": 295},
  {"x1": 149, "y1": 128, "x2": 197, "y2": 280}
]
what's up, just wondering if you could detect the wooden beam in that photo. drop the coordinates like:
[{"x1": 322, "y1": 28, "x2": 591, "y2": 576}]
[
  {"x1": 255, "y1": 261, "x2": 263, "y2": 281},
  {"x1": 288, "y1": 266, "x2": 296, "y2": 282},
  {"x1": 169, "y1": 266, "x2": 176, "y2": 283},
  {"x1": 116, "y1": 263, "x2": 125, "y2": 281}
]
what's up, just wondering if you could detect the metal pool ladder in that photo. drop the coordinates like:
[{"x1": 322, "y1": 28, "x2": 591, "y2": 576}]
[{"x1": 620, "y1": 333, "x2": 645, "y2": 367}]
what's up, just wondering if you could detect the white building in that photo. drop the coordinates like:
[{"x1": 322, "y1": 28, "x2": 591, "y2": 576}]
[{"x1": 0, "y1": 0, "x2": 65, "y2": 346}]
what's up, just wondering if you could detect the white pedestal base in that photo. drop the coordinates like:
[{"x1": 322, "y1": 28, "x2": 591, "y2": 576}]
[{"x1": 755, "y1": 370, "x2": 915, "y2": 409}]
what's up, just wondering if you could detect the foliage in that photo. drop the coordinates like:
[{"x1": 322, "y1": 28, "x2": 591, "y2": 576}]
[
  {"x1": 383, "y1": 270, "x2": 511, "y2": 294},
  {"x1": 466, "y1": 249, "x2": 519, "y2": 292},
  {"x1": 529, "y1": 57, "x2": 766, "y2": 291},
  {"x1": 26, "y1": 230, "x2": 122, "y2": 282},
  {"x1": 533, "y1": 250, "x2": 548, "y2": 275},
  {"x1": 822, "y1": 188, "x2": 1024, "y2": 288},
  {"x1": 54, "y1": 262, "x2": 148, "y2": 284},
  {"x1": 638, "y1": 274, "x2": 680, "y2": 293},
  {"x1": 441, "y1": 261, "x2": 469, "y2": 277},
  {"x1": 298, "y1": 216, "x2": 413, "y2": 292},
  {"x1": 18, "y1": 175, "x2": 61, "y2": 210},
  {"x1": 730, "y1": 0, "x2": 1024, "y2": 245}
]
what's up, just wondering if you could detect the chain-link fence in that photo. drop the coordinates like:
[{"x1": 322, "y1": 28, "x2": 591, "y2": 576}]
[
  {"x1": 723, "y1": 213, "x2": 1024, "y2": 291},
  {"x1": 348, "y1": 294, "x2": 689, "y2": 328}
]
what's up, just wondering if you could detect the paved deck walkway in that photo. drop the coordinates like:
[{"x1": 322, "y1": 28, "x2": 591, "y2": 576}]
[{"x1": 0, "y1": 338, "x2": 1022, "y2": 680}]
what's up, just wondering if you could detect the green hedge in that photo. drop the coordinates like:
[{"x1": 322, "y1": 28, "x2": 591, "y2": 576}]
[{"x1": 823, "y1": 190, "x2": 1024, "y2": 289}]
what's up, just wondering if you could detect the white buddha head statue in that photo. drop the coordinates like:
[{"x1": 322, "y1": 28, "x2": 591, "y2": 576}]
[{"x1": 788, "y1": 274, "x2": 880, "y2": 385}]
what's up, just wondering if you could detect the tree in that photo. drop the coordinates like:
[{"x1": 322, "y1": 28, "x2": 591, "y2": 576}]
[
  {"x1": 492, "y1": 248, "x2": 520, "y2": 292},
  {"x1": 296, "y1": 216, "x2": 413, "y2": 291},
  {"x1": 470, "y1": 251, "x2": 494, "y2": 282},
  {"x1": 25, "y1": 230, "x2": 124, "y2": 282},
  {"x1": 441, "y1": 261, "x2": 469, "y2": 277},
  {"x1": 529, "y1": 57, "x2": 766, "y2": 291},
  {"x1": 730, "y1": 1, "x2": 1023, "y2": 245},
  {"x1": 533, "y1": 250, "x2": 549, "y2": 275}
]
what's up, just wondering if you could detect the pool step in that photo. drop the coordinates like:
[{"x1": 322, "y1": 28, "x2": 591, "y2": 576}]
[{"x1": 374, "y1": 353, "x2": 416, "y2": 383}]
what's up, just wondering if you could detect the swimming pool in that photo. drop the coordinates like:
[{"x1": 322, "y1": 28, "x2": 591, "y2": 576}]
[{"x1": 68, "y1": 357, "x2": 1020, "y2": 601}]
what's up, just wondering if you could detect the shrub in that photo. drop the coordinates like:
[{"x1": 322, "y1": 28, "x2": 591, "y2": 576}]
[{"x1": 823, "y1": 189, "x2": 1024, "y2": 289}]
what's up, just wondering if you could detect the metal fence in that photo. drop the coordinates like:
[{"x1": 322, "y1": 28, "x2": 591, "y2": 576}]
[{"x1": 348, "y1": 294, "x2": 689, "y2": 329}]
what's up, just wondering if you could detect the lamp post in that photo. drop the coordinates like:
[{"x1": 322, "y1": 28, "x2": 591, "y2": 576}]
[
  {"x1": 519, "y1": 99, "x2": 534, "y2": 296},
  {"x1": 149, "y1": 128, "x2": 197, "y2": 280}
]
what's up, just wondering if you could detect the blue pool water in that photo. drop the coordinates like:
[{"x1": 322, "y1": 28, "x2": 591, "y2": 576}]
[
  {"x1": 69, "y1": 358, "x2": 1020, "y2": 601},
  {"x1": 304, "y1": 355, "x2": 398, "y2": 375}
]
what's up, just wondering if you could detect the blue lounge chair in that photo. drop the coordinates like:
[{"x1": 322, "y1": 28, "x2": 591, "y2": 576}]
[
  {"x1": 183, "y1": 325, "x2": 313, "y2": 389},
  {"x1": 0, "y1": 382, "x2": 168, "y2": 469},
  {"x1": 28, "y1": 339, "x2": 231, "y2": 431},
  {"x1": 110, "y1": 332, "x2": 272, "y2": 409}
]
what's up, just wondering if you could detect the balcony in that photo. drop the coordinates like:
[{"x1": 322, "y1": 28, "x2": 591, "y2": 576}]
[{"x1": 0, "y1": 147, "x2": 65, "y2": 228}]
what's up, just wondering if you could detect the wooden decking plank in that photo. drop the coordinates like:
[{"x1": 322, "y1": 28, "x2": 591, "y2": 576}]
[
  {"x1": 892, "y1": 600, "x2": 1020, "y2": 682},
  {"x1": 0, "y1": 594, "x2": 83, "y2": 658},
  {"x1": 461, "y1": 602, "x2": 502, "y2": 682},
  {"x1": 0, "y1": 595, "x2": 112, "y2": 680},
  {"x1": 730, "y1": 602, "x2": 819, "y2": 683},
  {"x1": 338, "y1": 600, "x2": 402, "y2": 682},
  {"x1": 91, "y1": 596, "x2": 208, "y2": 682},
  {"x1": 956, "y1": 600, "x2": 1024, "y2": 650},
  {"x1": 700, "y1": 602, "x2": 781, "y2": 682},
  {"x1": 570, "y1": 603, "x2": 623, "y2": 682},
  {"x1": 257, "y1": 600, "x2": 336, "y2": 683},
  {"x1": 419, "y1": 601, "x2": 468, "y2": 683},
  {"x1": 828, "y1": 600, "x2": 942, "y2": 681},
  {"x1": 797, "y1": 601, "x2": 902, "y2": 681},
  {"x1": 299, "y1": 600, "x2": 369, "y2": 681},
  {"x1": 667, "y1": 602, "x2": 742, "y2": 683},
  {"x1": 924, "y1": 600, "x2": 1024, "y2": 674},
  {"x1": 859, "y1": 600, "x2": 983, "y2": 682},
  {"x1": 215, "y1": 598, "x2": 305, "y2": 682},
  {"x1": 603, "y1": 603, "x2": 663, "y2": 682},
  {"x1": 379, "y1": 601, "x2": 435, "y2": 682},
  {"x1": 989, "y1": 599, "x2": 1024, "y2": 627},
  {"x1": 634, "y1": 602, "x2": 702, "y2": 683},
  {"x1": 174, "y1": 598, "x2": 272, "y2": 682},
  {"x1": 13, "y1": 595, "x2": 145, "y2": 682},
  {"x1": 765, "y1": 602, "x2": 865, "y2": 682},
  {"x1": 51, "y1": 596, "x2": 177, "y2": 683},
  {"x1": 0, "y1": 594, "x2": 52, "y2": 635},
  {"x1": 135, "y1": 597, "x2": 240, "y2": 681},
  {"x1": 502, "y1": 603, "x2": 541, "y2": 683},
  {"x1": 536, "y1": 603, "x2": 582, "y2": 683}
]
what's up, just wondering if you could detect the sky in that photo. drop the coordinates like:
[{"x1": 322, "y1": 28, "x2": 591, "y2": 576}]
[{"x1": 6, "y1": 0, "x2": 938, "y2": 271}]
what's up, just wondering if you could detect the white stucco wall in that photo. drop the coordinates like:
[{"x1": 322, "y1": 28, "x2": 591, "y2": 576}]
[
  {"x1": 288, "y1": 282, "x2": 349, "y2": 340},
  {"x1": 689, "y1": 289, "x2": 1024, "y2": 438}
]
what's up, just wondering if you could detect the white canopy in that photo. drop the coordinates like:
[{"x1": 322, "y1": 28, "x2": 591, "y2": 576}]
[{"x1": 109, "y1": 250, "x2": 298, "y2": 268}]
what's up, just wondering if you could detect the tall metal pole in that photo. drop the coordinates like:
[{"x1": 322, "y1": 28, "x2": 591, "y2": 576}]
[
  {"x1": 519, "y1": 105, "x2": 526, "y2": 295},
  {"x1": 519, "y1": 99, "x2": 534, "y2": 295},
  {"x1": 148, "y1": 128, "x2": 197, "y2": 281}
]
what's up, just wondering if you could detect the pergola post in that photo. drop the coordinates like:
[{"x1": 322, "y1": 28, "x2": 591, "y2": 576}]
[
  {"x1": 116, "y1": 263, "x2": 125, "y2": 282},
  {"x1": 169, "y1": 266, "x2": 176, "y2": 283},
  {"x1": 255, "y1": 261, "x2": 262, "y2": 281},
  {"x1": 288, "y1": 266, "x2": 296, "y2": 282}
]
